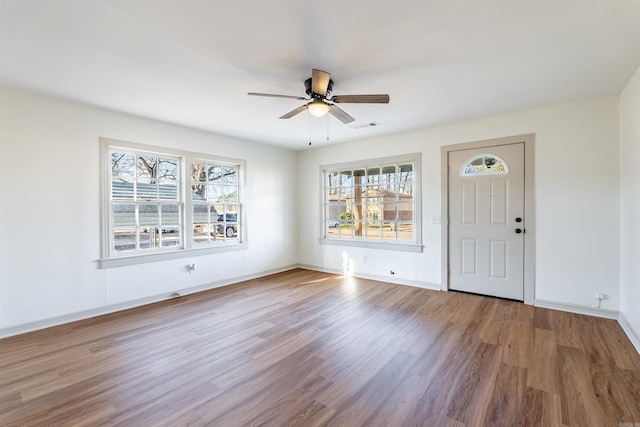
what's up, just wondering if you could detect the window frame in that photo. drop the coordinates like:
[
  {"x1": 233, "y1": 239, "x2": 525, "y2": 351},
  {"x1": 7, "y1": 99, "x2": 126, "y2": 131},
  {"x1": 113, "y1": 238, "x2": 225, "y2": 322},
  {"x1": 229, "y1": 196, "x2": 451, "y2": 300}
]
[
  {"x1": 320, "y1": 153, "x2": 423, "y2": 253},
  {"x1": 100, "y1": 138, "x2": 247, "y2": 268}
]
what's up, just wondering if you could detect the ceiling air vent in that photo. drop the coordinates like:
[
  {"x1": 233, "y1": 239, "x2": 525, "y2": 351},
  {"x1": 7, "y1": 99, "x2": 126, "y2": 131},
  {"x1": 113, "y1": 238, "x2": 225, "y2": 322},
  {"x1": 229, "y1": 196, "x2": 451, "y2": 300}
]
[{"x1": 349, "y1": 122, "x2": 378, "y2": 130}]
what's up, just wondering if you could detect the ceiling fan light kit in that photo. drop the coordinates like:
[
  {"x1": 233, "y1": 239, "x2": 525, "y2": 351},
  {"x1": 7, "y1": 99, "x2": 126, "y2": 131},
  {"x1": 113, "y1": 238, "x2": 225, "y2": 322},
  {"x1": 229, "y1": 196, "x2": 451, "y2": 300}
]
[
  {"x1": 307, "y1": 100, "x2": 330, "y2": 117},
  {"x1": 248, "y1": 69, "x2": 389, "y2": 124}
]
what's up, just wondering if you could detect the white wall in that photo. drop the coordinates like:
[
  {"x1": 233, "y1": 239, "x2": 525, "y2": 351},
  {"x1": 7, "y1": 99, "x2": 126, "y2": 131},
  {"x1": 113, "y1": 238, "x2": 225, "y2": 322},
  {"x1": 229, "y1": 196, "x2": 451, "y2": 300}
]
[
  {"x1": 619, "y1": 64, "x2": 640, "y2": 347},
  {"x1": 0, "y1": 86, "x2": 627, "y2": 337},
  {"x1": 297, "y1": 97, "x2": 621, "y2": 312},
  {"x1": 0, "y1": 87, "x2": 298, "y2": 334}
]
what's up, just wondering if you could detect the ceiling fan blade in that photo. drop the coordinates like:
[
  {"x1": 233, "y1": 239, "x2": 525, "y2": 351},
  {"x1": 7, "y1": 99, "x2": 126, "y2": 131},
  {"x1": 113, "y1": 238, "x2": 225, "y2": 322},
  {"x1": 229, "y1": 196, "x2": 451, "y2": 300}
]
[
  {"x1": 279, "y1": 104, "x2": 308, "y2": 119},
  {"x1": 328, "y1": 104, "x2": 355, "y2": 124},
  {"x1": 331, "y1": 94, "x2": 390, "y2": 103},
  {"x1": 248, "y1": 92, "x2": 307, "y2": 100},
  {"x1": 312, "y1": 69, "x2": 331, "y2": 96}
]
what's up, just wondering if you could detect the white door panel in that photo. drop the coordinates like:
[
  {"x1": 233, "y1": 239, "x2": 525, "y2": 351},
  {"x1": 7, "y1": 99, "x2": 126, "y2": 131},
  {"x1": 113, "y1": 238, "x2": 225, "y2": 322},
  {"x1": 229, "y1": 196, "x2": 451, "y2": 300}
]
[{"x1": 449, "y1": 143, "x2": 524, "y2": 300}]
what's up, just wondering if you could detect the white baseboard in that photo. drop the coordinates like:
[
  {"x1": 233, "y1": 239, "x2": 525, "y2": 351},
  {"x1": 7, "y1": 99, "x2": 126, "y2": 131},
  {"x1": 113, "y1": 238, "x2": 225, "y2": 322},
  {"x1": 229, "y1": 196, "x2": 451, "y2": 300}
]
[
  {"x1": 618, "y1": 311, "x2": 640, "y2": 355},
  {"x1": 0, "y1": 264, "x2": 298, "y2": 339},
  {"x1": 535, "y1": 299, "x2": 640, "y2": 356},
  {"x1": 534, "y1": 299, "x2": 619, "y2": 319},
  {"x1": 296, "y1": 263, "x2": 442, "y2": 291}
]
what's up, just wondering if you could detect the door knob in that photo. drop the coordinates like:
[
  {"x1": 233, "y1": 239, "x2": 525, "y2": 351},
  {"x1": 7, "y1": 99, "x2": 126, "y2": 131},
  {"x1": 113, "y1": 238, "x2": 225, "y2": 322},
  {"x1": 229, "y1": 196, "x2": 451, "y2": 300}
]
[
  {"x1": 515, "y1": 228, "x2": 523, "y2": 234},
  {"x1": 515, "y1": 217, "x2": 522, "y2": 223}
]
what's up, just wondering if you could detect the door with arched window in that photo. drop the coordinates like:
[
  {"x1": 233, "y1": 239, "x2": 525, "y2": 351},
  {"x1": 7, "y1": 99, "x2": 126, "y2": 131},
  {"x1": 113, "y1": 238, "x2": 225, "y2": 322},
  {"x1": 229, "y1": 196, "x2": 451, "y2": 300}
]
[{"x1": 448, "y1": 143, "x2": 525, "y2": 300}]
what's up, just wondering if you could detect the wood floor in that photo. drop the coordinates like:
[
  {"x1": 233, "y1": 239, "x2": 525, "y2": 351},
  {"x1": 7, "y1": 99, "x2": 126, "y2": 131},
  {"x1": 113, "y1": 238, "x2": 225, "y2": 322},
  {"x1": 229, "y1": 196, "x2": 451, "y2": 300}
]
[{"x1": 1, "y1": 269, "x2": 639, "y2": 426}]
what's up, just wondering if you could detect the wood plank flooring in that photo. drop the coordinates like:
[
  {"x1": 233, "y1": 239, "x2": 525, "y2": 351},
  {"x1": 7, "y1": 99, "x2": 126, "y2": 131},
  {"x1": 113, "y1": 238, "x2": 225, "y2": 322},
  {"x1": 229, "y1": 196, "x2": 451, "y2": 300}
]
[{"x1": 1, "y1": 269, "x2": 639, "y2": 426}]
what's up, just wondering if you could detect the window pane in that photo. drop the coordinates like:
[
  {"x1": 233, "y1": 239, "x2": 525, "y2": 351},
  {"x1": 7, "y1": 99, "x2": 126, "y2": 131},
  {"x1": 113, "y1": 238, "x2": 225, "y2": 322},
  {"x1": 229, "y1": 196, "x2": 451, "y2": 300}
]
[
  {"x1": 223, "y1": 167, "x2": 237, "y2": 185},
  {"x1": 341, "y1": 186, "x2": 354, "y2": 199},
  {"x1": 137, "y1": 156, "x2": 157, "y2": 183},
  {"x1": 365, "y1": 221, "x2": 381, "y2": 239},
  {"x1": 192, "y1": 163, "x2": 206, "y2": 183},
  {"x1": 382, "y1": 165, "x2": 396, "y2": 175},
  {"x1": 398, "y1": 222, "x2": 414, "y2": 240},
  {"x1": 381, "y1": 168, "x2": 396, "y2": 188},
  {"x1": 158, "y1": 158, "x2": 178, "y2": 182},
  {"x1": 399, "y1": 164, "x2": 413, "y2": 173},
  {"x1": 160, "y1": 228, "x2": 180, "y2": 247},
  {"x1": 139, "y1": 204, "x2": 159, "y2": 226},
  {"x1": 365, "y1": 185, "x2": 380, "y2": 200},
  {"x1": 112, "y1": 152, "x2": 135, "y2": 178},
  {"x1": 114, "y1": 227, "x2": 136, "y2": 252},
  {"x1": 136, "y1": 182, "x2": 157, "y2": 201},
  {"x1": 192, "y1": 185, "x2": 206, "y2": 201},
  {"x1": 223, "y1": 186, "x2": 238, "y2": 203},
  {"x1": 209, "y1": 165, "x2": 223, "y2": 183},
  {"x1": 382, "y1": 222, "x2": 396, "y2": 239},
  {"x1": 113, "y1": 204, "x2": 136, "y2": 227},
  {"x1": 158, "y1": 183, "x2": 178, "y2": 200},
  {"x1": 461, "y1": 154, "x2": 509, "y2": 176},
  {"x1": 112, "y1": 181, "x2": 134, "y2": 200},
  {"x1": 139, "y1": 227, "x2": 157, "y2": 249},
  {"x1": 162, "y1": 204, "x2": 180, "y2": 225},
  {"x1": 193, "y1": 203, "x2": 210, "y2": 224},
  {"x1": 111, "y1": 152, "x2": 134, "y2": 199},
  {"x1": 221, "y1": 205, "x2": 238, "y2": 218},
  {"x1": 365, "y1": 203, "x2": 381, "y2": 221},
  {"x1": 367, "y1": 167, "x2": 380, "y2": 183},
  {"x1": 327, "y1": 172, "x2": 339, "y2": 188},
  {"x1": 193, "y1": 225, "x2": 210, "y2": 244},
  {"x1": 340, "y1": 170, "x2": 352, "y2": 187},
  {"x1": 224, "y1": 223, "x2": 239, "y2": 239},
  {"x1": 327, "y1": 222, "x2": 340, "y2": 237},
  {"x1": 398, "y1": 166, "x2": 414, "y2": 197},
  {"x1": 398, "y1": 201, "x2": 414, "y2": 220},
  {"x1": 353, "y1": 221, "x2": 365, "y2": 238},
  {"x1": 208, "y1": 184, "x2": 223, "y2": 202},
  {"x1": 383, "y1": 203, "x2": 397, "y2": 221},
  {"x1": 340, "y1": 221, "x2": 354, "y2": 237}
]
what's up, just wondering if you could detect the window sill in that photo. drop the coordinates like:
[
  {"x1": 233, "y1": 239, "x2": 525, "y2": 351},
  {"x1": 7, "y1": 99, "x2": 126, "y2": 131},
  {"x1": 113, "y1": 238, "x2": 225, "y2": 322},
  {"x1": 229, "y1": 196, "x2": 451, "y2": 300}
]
[
  {"x1": 319, "y1": 238, "x2": 423, "y2": 253},
  {"x1": 99, "y1": 243, "x2": 248, "y2": 268}
]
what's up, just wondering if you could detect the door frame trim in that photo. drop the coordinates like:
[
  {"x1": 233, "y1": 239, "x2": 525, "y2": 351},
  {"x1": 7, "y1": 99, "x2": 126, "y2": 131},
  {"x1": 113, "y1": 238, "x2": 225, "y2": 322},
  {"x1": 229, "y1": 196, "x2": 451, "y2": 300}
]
[{"x1": 440, "y1": 134, "x2": 536, "y2": 304}]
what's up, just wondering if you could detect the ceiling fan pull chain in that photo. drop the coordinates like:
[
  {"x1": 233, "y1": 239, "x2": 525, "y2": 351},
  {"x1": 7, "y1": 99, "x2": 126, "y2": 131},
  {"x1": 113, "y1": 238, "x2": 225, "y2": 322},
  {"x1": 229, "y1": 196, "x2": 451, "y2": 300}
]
[{"x1": 326, "y1": 115, "x2": 330, "y2": 143}]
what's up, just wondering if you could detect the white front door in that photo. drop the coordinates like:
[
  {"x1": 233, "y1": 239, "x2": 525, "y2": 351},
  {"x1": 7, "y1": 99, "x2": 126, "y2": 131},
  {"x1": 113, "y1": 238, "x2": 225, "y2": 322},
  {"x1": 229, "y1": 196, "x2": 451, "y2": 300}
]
[{"x1": 448, "y1": 142, "x2": 525, "y2": 300}]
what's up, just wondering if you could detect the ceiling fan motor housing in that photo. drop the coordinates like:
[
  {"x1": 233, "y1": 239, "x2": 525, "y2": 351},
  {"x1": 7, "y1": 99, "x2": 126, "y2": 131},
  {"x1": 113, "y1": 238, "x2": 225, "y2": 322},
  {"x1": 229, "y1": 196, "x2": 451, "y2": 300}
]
[{"x1": 305, "y1": 77, "x2": 333, "y2": 98}]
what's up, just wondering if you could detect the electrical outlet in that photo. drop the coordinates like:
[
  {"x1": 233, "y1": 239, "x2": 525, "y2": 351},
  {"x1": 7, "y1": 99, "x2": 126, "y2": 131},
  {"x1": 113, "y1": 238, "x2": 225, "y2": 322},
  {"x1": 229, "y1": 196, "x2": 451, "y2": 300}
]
[
  {"x1": 596, "y1": 291, "x2": 605, "y2": 300},
  {"x1": 431, "y1": 215, "x2": 441, "y2": 224},
  {"x1": 363, "y1": 255, "x2": 367, "y2": 263}
]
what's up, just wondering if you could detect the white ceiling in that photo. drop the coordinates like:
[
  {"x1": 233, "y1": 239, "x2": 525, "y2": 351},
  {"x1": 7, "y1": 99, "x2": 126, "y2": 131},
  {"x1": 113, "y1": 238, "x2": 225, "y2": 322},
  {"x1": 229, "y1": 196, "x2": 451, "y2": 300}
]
[{"x1": 1, "y1": 0, "x2": 639, "y2": 150}]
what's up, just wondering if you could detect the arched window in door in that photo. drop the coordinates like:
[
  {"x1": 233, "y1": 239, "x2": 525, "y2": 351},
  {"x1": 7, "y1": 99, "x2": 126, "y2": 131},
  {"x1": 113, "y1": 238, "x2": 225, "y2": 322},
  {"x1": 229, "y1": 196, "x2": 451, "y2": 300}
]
[{"x1": 460, "y1": 154, "x2": 509, "y2": 176}]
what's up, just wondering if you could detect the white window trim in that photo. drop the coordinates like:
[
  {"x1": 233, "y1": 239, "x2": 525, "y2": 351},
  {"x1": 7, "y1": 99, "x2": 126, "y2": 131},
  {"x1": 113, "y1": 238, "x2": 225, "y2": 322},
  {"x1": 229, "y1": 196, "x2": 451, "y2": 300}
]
[
  {"x1": 319, "y1": 153, "x2": 423, "y2": 253},
  {"x1": 100, "y1": 138, "x2": 247, "y2": 268}
]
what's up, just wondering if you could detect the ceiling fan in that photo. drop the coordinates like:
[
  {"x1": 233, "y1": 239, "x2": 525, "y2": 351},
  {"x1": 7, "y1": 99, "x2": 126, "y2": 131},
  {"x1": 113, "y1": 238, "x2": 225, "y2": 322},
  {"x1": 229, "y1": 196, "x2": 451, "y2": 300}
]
[{"x1": 248, "y1": 69, "x2": 389, "y2": 124}]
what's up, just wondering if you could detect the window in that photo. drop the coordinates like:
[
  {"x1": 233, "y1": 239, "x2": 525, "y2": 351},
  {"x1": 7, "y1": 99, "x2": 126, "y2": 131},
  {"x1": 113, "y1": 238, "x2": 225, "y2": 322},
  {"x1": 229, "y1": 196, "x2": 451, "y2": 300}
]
[
  {"x1": 110, "y1": 152, "x2": 182, "y2": 253},
  {"x1": 460, "y1": 154, "x2": 509, "y2": 176},
  {"x1": 191, "y1": 162, "x2": 239, "y2": 243},
  {"x1": 321, "y1": 154, "x2": 422, "y2": 252},
  {"x1": 101, "y1": 138, "x2": 245, "y2": 267}
]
